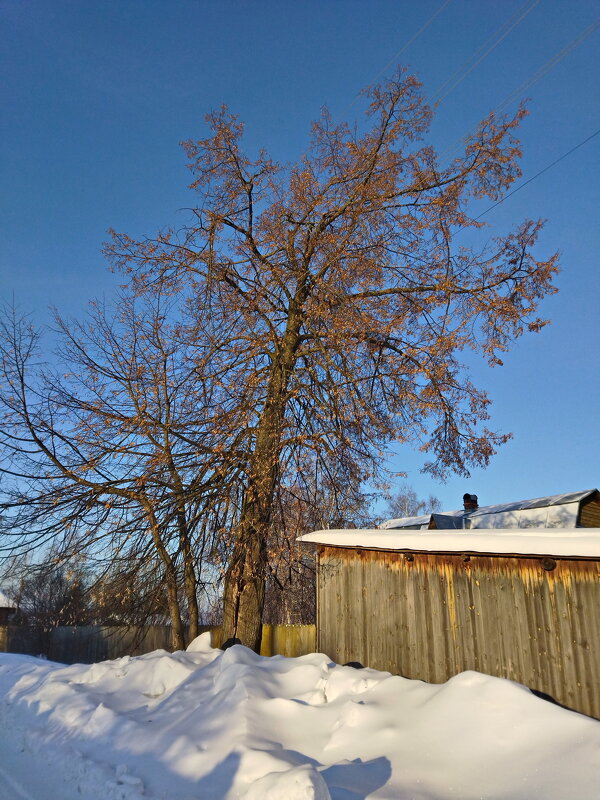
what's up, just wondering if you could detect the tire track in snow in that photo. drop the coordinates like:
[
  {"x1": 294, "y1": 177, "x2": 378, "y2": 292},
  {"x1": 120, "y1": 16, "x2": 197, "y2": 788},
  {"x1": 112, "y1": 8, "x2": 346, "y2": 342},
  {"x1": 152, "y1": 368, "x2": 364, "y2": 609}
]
[{"x1": 0, "y1": 761, "x2": 37, "y2": 800}]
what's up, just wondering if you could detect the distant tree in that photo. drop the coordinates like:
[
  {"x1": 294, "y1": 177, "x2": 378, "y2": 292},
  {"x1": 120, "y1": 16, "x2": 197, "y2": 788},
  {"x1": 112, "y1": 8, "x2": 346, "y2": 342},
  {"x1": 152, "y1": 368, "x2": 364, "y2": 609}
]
[
  {"x1": 106, "y1": 68, "x2": 557, "y2": 649},
  {"x1": 6, "y1": 554, "x2": 92, "y2": 631},
  {"x1": 89, "y1": 556, "x2": 172, "y2": 627},
  {"x1": 384, "y1": 483, "x2": 442, "y2": 521}
]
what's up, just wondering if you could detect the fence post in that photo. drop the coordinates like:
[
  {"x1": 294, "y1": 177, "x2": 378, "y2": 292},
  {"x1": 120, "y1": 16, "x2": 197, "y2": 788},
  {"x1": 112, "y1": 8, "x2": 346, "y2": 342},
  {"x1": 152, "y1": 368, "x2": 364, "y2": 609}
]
[{"x1": 0, "y1": 606, "x2": 15, "y2": 652}]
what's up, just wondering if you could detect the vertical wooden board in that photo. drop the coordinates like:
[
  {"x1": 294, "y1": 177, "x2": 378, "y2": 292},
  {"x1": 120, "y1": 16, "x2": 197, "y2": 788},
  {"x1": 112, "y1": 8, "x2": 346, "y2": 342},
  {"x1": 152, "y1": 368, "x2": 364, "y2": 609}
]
[
  {"x1": 347, "y1": 557, "x2": 365, "y2": 665},
  {"x1": 562, "y1": 579, "x2": 600, "y2": 717},
  {"x1": 505, "y1": 569, "x2": 531, "y2": 684},
  {"x1": 396, "y1": 560, "x2": 414, "y2": 677},
  {"x1": 365, "y1": 554, "x2": 393, "y2": 673},
  {"x1": 385, "y1": 557, "x2": 411, "y2": 678},
  {"x1": 417, "y1": 566, "x2": 439, "y2": 682},
  {"x1": 267, "y1": 624, "x2": 316, "y2": 658},
  {"x1": 404, "y1": 559, "x2": 424, "y2": 679},
  {"x1": 318, "y1": 552, "x2": 343, "y2": 663},
  {"x1": 260, "y1": 624, "x2": 273, "y2": 656},
  {"x1": 452, "y1": 564, "x2": 478, "y2": 674}
]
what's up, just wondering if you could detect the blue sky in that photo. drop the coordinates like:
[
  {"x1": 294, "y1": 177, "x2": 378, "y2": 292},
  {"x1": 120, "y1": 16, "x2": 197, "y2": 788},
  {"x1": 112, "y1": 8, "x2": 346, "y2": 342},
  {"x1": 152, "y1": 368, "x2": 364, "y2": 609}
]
[{"x1": 1, "y1": 0, "x2": 598, "y2": 513}]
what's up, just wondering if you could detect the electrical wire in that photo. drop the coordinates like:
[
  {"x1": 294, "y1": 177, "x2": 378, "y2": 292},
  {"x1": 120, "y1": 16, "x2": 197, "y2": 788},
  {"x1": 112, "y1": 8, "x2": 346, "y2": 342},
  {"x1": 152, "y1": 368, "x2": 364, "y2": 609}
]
[
  {"x1": 439, "y1": 17, "x2": 600, "y2": 164},
  {"x1": 369, "y1": 0, "x2": 454, "y2": 86},
  {"x1": 338, "y1": 2, "x2": 599, "y2": 229},
  {"x1": 431, "y1": 0, "x2": 541, "y2": 106},
  {"x1": 495, "y1": 16, "x2": 600, "y2": 115},
  {"x1": 345, "y1": 0, "x2": 454, "y2": 111},
  {"x1": 473, "y1": 127, "x2": 600, "y2": 221}
]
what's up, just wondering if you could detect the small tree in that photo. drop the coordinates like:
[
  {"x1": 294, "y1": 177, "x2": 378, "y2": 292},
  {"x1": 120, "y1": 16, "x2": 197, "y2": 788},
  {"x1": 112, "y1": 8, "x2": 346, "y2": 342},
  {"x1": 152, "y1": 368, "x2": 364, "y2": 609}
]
[
  {"x1": 15, "y1": 563, "x2": 91, "y2": 630},
  {"x1": 1, "y1": 552, "x2": 94, "y2": 659},
  {"x1": 384, "y1": 483, "x2": 442, "y2": 521}
]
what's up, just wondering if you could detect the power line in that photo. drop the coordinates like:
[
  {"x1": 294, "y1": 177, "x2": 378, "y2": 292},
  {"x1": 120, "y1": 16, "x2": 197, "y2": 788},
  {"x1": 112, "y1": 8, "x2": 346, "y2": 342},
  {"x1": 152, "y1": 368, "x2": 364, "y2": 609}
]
[
  {"x1": 431, "y1": 0, "x2": 541, "y2": 106},
  {"x1": 495, "y1": 17, "x2": 600, "y2": 115},
  {"x1": 345, "y1": 0, "x2": 453, "y2": 111},
  {"x1": 371, "y1": 0, "x2": 454, "y2": 84},
  {"x1": 474, "y1": 128, "x2": 600, "y2": 221},
  {"x1": 439, "y1": 17, "x2": 600, "y2": 164}
]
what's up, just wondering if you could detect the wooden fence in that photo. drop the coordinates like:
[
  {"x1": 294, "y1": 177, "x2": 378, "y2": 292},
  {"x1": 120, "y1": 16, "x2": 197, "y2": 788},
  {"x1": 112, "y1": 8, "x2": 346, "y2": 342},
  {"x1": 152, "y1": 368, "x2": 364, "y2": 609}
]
[
  {"x1": 1, "y1": 623, "x2": 316, "y2": 664},
  {"x1": 316, "y1": 545, "x2": 600, "y2": 719}
]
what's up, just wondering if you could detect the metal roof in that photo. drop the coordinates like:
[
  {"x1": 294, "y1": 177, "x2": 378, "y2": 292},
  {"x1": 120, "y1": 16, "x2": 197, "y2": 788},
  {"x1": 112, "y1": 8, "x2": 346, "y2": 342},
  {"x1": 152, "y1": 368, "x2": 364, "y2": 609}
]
[{"x1": 380, "y1": 489, "x2": 598, "y2": 530}]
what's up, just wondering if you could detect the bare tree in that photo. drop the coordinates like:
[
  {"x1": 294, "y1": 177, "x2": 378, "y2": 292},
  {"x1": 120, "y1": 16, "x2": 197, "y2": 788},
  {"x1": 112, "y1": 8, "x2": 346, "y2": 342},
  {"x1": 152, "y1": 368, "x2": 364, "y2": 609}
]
[
  {"x1": 107, "y1": 71, "x2": 556, "y2": 649},
  {"x1": 104, "y1": 68, "x2": 557, "y2": 649},
  {"x1": 0, "y1": 70, "x2": 557, "y2": 651},
  {"x1": 0, "y1": 294, "x2": 235, "y2": 649},
  {"x1": 3, "y1": 553, "x2": 92, "y2": 630},
  {"x1": 384, "y1": 483, "x2": 442, "y2": 521}
]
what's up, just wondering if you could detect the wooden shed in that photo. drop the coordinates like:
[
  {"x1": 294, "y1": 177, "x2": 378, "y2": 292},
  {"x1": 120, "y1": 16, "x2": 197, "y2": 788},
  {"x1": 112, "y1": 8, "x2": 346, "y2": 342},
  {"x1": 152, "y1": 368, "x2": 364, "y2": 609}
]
[{"x1": 300, "y1": 528, "x2": 600, "y2": 719}]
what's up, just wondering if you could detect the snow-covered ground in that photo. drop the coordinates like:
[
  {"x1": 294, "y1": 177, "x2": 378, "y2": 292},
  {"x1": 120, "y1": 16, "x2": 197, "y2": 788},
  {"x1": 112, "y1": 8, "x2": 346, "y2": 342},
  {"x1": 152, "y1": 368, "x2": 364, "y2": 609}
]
[{"x1": 0, "y1": 634, "x2": 598, "y2": 799}]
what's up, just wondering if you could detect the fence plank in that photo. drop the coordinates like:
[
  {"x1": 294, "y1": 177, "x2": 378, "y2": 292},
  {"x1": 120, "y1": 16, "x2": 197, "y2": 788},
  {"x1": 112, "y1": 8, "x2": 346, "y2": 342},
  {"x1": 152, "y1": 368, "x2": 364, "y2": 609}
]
[{"x1": 6, "y1": 623, "x2": 316, "y2": 664}]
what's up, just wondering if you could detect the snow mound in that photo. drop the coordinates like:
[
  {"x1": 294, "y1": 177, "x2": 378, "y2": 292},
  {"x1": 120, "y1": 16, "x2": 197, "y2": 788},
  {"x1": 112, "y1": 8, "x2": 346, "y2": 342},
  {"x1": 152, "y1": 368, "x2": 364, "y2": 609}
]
[
  {"x1": 186, "y1": 630, "x2": 213, "y2": 652},
  {"x1": 245, "y1": 763, "x2": 331, "y2": 800},
  {"x1": 1, "y1": 642, "x2": 599, "y2": 799}
]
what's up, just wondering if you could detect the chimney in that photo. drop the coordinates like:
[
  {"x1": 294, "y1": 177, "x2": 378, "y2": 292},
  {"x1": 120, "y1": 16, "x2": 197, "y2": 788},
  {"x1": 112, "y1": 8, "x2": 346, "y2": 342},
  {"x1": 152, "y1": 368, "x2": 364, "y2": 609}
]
[{"x1": 463, "y1": 493, "x2": 478, "y2": 511}]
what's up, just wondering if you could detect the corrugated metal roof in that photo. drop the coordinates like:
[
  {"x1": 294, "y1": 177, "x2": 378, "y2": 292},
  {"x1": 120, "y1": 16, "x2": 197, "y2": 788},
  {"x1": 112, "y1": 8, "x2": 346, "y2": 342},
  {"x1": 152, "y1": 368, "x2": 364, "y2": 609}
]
[
  {"x1": 380, "y1": 513, "x2": 432, "y2": 529},
  {"x1": 468, "y1": 489, "x2": 596, "y2": 516},
  {"x1": 380, "y1": 489, "x2": 597, "y2": 530}
]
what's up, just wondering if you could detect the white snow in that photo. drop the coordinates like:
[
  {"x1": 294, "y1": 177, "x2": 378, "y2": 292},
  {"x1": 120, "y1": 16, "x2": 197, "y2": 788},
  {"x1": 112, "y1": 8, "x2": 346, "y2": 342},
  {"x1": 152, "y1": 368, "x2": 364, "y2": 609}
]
[
  {"x1": 0, "y1": 633, "x2": 599, "y2": 798},
  {"x1": 299, "y1": 528, "x2": 600, "y2": 558}
]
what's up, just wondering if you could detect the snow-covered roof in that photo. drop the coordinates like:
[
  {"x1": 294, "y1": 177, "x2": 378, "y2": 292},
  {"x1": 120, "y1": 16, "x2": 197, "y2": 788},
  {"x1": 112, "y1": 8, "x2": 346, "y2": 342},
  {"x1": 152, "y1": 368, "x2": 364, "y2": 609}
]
[
  {"x1": 299, "y1": 528, "x2": 600, "y2": 558},
  {"x1": 381, "y1": 489, "x2": 598, "y2": 530}
]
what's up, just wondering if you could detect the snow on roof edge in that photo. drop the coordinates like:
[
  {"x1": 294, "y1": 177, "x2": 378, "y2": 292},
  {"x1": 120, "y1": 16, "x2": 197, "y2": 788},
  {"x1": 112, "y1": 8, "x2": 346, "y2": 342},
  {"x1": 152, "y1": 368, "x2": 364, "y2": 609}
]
[{"x1": 299, "y1": 528, "x2": 600, "y2": 558}]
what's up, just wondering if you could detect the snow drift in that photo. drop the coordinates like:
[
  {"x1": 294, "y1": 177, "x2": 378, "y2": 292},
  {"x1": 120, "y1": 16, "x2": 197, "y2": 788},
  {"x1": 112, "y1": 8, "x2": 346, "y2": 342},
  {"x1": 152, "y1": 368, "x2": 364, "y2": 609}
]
[{"x1": 0, "y1": 633, "x2": 598, "y2": 799}]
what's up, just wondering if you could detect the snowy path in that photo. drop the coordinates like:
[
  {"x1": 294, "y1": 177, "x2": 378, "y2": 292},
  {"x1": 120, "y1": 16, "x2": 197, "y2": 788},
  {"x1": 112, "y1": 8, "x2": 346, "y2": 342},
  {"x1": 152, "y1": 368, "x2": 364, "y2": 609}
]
[
  {"x1": 0, "y1": 763, "x2": 35, "y2": 800},
  {"x1": 0, "y1": 655, "x2": 84, "y2": 800},
  {"x1": 0, "y1": 722, "x2": 71, "y2": 800}
]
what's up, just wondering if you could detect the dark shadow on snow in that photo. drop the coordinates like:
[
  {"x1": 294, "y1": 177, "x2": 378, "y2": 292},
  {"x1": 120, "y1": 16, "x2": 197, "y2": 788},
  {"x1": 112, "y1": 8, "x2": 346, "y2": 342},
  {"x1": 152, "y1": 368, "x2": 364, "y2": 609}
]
[{"x1": 322, "y1": 756, "x2": 392, "y2": 800}]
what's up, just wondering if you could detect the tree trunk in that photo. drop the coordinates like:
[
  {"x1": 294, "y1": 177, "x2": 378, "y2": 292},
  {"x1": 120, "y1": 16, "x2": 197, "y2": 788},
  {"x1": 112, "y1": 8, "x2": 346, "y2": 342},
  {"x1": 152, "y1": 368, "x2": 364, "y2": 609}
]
[
  {"x1": 177, "y1": 505, "x2": 200, "y2": 641},
  {"x1": 145, "y1": 505, "x2": 186, "y2": 650},
  {"x1": 222, "y1": 524, "x2": 267, "y2": 652},
  {"x1": 165, "y1": 567, "x2": 186, "y2": 651},
  {"x1": 221, "y1": 297, "x2": 304, "y2": 650}
]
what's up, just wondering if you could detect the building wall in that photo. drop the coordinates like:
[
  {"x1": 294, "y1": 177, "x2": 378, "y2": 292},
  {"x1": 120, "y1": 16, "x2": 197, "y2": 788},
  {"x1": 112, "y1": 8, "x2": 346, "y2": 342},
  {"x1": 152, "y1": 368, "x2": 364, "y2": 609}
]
[
  {"x1": 317, "y1": 546, "x2": 600, "y2": 718},
  {"x1": 580, "y1": 494, "x2": 600, "y2": 527}
]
